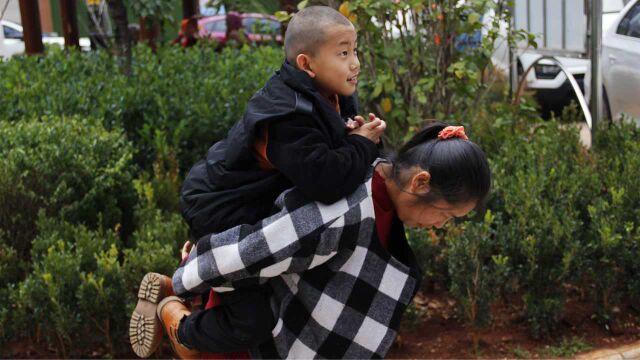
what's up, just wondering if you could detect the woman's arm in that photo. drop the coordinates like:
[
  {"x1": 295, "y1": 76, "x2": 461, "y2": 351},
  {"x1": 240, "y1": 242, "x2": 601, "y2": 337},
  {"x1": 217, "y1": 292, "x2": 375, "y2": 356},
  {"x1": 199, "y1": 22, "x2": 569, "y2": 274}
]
[{"x1": 172, "y1": 178, "x2": 374, "y2": 297}]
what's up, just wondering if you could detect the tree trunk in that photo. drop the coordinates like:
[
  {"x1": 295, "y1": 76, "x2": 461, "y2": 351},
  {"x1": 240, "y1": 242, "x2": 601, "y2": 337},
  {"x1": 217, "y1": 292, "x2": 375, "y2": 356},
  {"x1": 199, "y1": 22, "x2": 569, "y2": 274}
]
[
  {"x1": 182, "y1": 0, "x2": 198, "y2": 19},
  {"x1": 58, "y1": 0, "x2": 80, "y2": 49},
  {"x1": 139, "y1": 17, "x2": 160, "y2": 52},
  {"x1": 18, "y1": 0, "x2": 44, "y2": 55},
  {"x1": 106, "y1": 0, "x2": 131, "y2": 75}
]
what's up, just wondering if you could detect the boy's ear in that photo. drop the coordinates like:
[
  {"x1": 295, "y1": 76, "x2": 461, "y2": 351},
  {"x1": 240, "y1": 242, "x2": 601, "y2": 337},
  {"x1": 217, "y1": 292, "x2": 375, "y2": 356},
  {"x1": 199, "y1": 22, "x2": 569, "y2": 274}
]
[
  {"x1": 295, "y1": 54, "x2": 316, "y2": 78},
  {"x1": 409, "y1": 171, "x2": 431, "y2": 195}
]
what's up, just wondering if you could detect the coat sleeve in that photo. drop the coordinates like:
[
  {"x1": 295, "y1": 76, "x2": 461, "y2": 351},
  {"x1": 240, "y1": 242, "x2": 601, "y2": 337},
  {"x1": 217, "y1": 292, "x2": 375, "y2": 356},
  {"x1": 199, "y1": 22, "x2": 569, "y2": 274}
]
[
  {"x1": 266, "y1": 114, "x2": 379, "y2": 204},
  {"x1": 172, "y1": 180, "x2": 374, "y2": 297}
]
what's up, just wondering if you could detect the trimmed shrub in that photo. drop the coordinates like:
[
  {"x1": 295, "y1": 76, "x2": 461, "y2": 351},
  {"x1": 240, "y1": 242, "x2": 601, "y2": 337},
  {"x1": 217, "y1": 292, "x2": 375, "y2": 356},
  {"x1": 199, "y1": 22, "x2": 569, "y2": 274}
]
[
  {"x1": 447, "y1": 210, "x2": 508, "y2": 352},
  {"x1": 123, "y1": 208, "x2": 187, "y2": 292},
  {"x1": 0, "y1": 116, "x2": 135, "y2": 258},
  {"x1": 0, "y1": 45, "x2": 283, "y2": 170},
  {"x1": 587, "y1": 120, "x2": 640, "y2": 322},
  {"x1": 11, "y1": 217, "x2": 126, "y2": 357},
  {"x1": 490, "y1": 123, "x2": 598, "y2": 338}
]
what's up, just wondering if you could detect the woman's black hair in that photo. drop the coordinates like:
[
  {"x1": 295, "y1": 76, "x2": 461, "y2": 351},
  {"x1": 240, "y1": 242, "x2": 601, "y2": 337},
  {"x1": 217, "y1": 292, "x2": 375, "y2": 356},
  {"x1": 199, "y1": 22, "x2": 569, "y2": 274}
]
[{"x1": 389, "y1": 121, "x2": 491, "y2": 205}]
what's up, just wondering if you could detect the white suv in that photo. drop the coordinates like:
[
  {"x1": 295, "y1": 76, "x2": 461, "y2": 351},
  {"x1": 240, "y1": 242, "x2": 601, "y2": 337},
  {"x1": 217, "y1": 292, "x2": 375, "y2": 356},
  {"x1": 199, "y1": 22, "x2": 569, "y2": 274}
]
[
  {"x1": 0, "y1": 20, "x2": 91, "y2": 58},
  {"x1": 586, "y1": 0, "x2": 640, "y2": 122},
  {"x1": 512, "y1": 0, "x2": 629, "y2": 117},
  {"x1": 1, "y1": 20, "x2": 25, "y2": 58}
]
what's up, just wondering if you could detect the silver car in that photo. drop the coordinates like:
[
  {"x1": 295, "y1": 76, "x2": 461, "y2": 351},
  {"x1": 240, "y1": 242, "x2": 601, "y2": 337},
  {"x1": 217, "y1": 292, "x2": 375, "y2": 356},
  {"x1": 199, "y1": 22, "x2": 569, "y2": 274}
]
[{"x1": 587, "y1": 0, "x2": 640, "y2": 122}]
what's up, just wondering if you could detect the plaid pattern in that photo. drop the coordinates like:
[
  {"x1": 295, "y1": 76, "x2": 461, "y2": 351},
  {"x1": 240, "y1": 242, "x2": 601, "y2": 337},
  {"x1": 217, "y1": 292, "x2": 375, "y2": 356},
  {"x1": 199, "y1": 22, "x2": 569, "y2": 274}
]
[{"x1": 173, "y1": 168, "x2": 421, "y2": 359}]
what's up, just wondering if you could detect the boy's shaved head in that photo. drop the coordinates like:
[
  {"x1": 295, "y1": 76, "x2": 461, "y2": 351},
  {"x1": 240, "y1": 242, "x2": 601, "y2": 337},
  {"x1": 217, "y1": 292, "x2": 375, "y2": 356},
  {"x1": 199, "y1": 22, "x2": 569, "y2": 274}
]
[{"x1": 285, "y1": 6, "x2": 354, "y2": 64}]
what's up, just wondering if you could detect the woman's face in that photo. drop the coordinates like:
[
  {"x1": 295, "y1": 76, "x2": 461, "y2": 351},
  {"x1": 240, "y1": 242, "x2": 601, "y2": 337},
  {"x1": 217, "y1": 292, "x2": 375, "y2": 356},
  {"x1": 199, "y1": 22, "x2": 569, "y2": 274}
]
[
  {"x1": 394, "y1": 196, "x2": 476, "y2": 229},
  {"x1": 384, "y1": 166, "x2": 477, "y2": 229}
]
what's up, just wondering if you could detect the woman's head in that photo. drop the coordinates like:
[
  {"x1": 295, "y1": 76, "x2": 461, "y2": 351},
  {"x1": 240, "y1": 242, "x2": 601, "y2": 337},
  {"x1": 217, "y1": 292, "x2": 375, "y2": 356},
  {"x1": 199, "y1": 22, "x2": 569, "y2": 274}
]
[{"x1": 385, "y1": 122, "x2": 491, "y2": 229}]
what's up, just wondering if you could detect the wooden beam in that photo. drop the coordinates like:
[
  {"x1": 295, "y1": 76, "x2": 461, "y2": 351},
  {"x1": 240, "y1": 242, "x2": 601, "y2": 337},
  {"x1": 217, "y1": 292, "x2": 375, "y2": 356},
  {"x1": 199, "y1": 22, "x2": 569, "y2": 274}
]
[
  {"x1": 58, "y1": 0, "x2": 80, "y2": 48},
  {"x1": 18, "y1": 0, "x2": 44, "y2": 55},
  {"x1": 182, "y1": 0, "x2": 198, "y2": 19}
]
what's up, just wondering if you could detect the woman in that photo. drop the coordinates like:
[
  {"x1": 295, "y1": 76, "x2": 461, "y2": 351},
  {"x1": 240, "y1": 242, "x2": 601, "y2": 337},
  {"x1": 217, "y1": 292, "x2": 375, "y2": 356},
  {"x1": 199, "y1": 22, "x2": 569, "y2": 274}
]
[{"x1": 156, "y1": 122, "x2": 491, "y2": 359}]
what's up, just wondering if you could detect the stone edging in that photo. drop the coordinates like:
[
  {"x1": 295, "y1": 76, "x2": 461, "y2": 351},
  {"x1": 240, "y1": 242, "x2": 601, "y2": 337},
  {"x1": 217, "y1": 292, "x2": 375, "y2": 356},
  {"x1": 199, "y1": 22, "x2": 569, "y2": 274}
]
[{"x1": 575, "y1": 340, "x2": 640, "y2": 360}]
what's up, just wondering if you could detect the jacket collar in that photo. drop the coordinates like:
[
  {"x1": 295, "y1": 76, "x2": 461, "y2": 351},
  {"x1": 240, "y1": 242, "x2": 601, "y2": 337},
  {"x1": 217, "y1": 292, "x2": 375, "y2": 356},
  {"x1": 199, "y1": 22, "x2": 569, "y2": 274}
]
[{"x1": 278, "y1": 60, "x2": 320, "y2": 98}]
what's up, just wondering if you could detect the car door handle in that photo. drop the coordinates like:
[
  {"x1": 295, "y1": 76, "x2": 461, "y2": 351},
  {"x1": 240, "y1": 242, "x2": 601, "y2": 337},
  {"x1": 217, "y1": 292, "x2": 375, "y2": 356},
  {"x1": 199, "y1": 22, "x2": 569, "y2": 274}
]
[{"x1": 609, "y1": 55, "x2": 617, "y2": 64}]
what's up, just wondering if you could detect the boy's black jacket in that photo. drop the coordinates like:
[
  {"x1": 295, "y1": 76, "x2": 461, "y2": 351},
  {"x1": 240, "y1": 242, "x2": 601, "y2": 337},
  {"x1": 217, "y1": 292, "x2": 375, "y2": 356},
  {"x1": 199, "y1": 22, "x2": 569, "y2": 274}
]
[{"x1": 181, "y1": 61, "x2": 379, "y2": 238}]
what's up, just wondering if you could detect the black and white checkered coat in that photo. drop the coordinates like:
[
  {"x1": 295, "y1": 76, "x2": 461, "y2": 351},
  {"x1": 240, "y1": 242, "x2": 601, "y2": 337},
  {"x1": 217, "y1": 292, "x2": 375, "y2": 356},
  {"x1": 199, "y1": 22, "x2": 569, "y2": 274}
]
[{"x1": 173, "y1": 169, "x2": 422, "y2": 359}]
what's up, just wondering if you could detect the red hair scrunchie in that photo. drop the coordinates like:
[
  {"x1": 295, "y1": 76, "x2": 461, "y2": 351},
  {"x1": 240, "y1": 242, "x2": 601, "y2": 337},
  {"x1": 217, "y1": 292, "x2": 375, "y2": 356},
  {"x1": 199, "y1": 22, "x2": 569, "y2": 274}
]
[{"x1": 438, "y1": 126, "x2": 469, "y2": 140}]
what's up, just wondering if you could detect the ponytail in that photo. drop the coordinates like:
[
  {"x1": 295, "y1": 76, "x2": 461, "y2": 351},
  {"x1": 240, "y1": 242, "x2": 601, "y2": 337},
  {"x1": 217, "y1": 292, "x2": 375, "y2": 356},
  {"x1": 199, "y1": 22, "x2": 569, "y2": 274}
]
[{"x1": 389, "y1": 121, "x2": 491, "y2": 205}]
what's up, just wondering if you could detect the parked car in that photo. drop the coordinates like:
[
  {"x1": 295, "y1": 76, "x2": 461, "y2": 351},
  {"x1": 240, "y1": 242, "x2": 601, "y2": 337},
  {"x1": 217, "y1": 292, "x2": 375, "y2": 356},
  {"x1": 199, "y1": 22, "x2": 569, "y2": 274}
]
[
  {"x1": 1, "y1": 20, "x2": 25, "y2": 58},
  {"x1": 198, "y1": 13, "x2": 282, "y2": 46},
  {"x1": 512, "y1": 0, "x2": 630, "y2": 118},
  {"x1": 586, "y1": 0, "x2": 640, "y2": 122},
  {"x1": 1, "y1": 19, "x2": 91, "y2": 57}
]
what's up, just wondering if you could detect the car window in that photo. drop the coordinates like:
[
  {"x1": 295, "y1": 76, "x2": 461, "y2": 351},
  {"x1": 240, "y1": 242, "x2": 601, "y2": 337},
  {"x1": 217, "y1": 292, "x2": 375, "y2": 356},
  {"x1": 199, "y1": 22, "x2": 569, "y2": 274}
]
[
  {"x1": 617, "y1": 2, "x2": 640, "y2": 37},
  {"x1": 204, "y1": 20, "x2": 226, "y2": 33},
  {"x1": 241, "y1": 18, "x2": 280, "y2": 35},
  {"x1": 3, "y1": 25, "x2": 23, "y2": 39}
]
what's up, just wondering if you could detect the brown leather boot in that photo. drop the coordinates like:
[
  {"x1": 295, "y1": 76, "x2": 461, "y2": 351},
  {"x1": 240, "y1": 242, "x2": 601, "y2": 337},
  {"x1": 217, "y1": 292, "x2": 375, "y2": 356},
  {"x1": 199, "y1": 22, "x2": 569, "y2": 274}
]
[
  {"x1": 129, "y1": 273, "x2": 174, "y2": 358},
  {"x1": 157, "y1": 296, "x2": 201, "y2": 359}
]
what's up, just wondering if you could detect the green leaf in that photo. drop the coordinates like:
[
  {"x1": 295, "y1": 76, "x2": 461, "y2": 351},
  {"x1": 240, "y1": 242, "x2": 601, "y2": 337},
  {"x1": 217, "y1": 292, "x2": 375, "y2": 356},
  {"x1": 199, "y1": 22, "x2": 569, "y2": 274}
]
[
  {"x1": 372, "y1": 82, "x2": 384, "y2": 98},
  {"x1": 297, "y1": 0, "x2": 309, "y2": 10},
  {"x1": 468, "y1": 13, "x2": 480, "y2": 24},
  {"x1": 274, "y1": 11, "x2": 292, "y2": 22}
]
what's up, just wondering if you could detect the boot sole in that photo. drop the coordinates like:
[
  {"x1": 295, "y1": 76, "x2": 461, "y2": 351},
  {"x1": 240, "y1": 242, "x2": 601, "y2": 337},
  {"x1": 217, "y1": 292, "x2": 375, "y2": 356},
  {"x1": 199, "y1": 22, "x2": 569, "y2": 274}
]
[{"x1": 129, "y1": 273, "x2": 169, "y2": 358}]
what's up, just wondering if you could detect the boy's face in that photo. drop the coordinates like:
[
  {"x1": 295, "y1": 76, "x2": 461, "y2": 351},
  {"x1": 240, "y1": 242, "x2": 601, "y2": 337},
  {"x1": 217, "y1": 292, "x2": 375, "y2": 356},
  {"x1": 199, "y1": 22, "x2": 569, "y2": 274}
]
[{"x1": 305, "y1": 24, "x2": 360, "y2": 97}]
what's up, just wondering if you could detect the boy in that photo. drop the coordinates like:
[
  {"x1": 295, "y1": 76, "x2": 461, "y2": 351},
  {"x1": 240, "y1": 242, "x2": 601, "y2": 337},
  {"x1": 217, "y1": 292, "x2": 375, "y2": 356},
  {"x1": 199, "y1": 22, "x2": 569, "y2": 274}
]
[{"x1": 129, "y1": 6, "x2": 385, "y2": 358}]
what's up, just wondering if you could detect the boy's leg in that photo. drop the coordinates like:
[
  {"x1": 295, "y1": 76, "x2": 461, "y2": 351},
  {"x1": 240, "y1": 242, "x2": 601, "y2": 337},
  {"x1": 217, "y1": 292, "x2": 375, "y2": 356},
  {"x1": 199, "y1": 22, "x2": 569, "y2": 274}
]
[
  {"x1": 177, "y1": 285, "x2": 276, "y2": 353},
  {"x1": 157, "y1": 296, "x2": 201, "y2": 359},
  {"x1": 129, "y1": 273, "x2": 174, "y2": 358}
]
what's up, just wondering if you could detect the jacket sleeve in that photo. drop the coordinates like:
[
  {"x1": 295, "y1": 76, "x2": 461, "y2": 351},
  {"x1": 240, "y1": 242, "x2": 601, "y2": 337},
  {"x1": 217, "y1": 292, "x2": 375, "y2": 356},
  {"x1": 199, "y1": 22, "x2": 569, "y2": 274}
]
[
  {"x1": 266, "y1": 114, "x2": 379, "y2": 204},
  {"x1": 171, "y1": 180, "x2": 374, "y2": 297}
]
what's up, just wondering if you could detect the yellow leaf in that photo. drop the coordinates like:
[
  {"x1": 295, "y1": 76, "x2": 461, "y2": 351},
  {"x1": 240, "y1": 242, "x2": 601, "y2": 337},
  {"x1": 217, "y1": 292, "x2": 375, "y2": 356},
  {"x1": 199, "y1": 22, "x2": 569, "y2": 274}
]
[
  {"x1": 381, "y1": 97, "x2": 392, "y2": 113},
  {"x1": 339, "y1": 2, "x2": 351, "y2": 18}
]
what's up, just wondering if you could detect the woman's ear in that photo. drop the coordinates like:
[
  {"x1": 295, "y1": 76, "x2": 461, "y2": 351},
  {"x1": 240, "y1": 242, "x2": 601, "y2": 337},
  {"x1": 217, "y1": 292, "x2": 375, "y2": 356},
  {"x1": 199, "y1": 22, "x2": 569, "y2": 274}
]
[
  {"x1": 409, "y1": 171, "x2": 431, "y2": 195},
  {"x1": 295, "y1": 54, "x2": 316, "y2": 78}
]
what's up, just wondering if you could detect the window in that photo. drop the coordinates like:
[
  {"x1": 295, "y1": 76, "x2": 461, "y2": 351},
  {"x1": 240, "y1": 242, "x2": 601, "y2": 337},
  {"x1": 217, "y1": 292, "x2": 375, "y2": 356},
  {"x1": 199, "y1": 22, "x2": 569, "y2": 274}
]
[
  {"x1": 617, "y1": 3, "x2": 640, "y2": 38},
  {"x1": 3, "y1": 25, "x2": 23, "y2": 39},
  {"x1": 242, "y1": 18, "x2": 280, "y2": 35},
  {"x1": 204, "y1": 20, "x2": 226, "y2": 33}
]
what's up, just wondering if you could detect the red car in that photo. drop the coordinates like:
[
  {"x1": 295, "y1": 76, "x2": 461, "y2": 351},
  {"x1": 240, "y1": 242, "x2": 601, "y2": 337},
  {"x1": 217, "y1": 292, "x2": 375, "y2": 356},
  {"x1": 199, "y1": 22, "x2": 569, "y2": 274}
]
[{"x1": 198, "y1": 13, "x2": 283, "y2": 46}]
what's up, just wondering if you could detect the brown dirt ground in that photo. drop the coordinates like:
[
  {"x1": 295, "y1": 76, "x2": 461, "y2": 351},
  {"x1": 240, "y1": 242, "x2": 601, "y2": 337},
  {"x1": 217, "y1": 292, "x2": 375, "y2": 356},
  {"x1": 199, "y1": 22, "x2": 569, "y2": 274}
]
[
  {"x1": 387, "y1": 289, "x2": 640, "y2": 359},
  {"x1": 5, "y1": 289, "x2": 640, "y2": 359}
]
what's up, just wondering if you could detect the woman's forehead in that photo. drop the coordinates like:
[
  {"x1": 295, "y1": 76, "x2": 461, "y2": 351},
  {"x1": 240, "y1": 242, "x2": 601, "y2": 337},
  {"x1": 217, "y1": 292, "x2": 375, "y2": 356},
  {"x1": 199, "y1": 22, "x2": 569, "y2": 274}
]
[{"x1": 429, "y1": 199, "x2": 476, "y2": 215}]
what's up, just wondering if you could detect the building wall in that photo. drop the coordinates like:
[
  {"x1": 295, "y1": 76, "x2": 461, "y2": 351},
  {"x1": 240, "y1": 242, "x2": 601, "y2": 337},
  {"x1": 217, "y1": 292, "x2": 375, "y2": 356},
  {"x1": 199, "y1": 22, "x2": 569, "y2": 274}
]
[
  {"x1": 39, "y1": 0, "x2": 53, "y2": 33},
  {"x1": 2, "y1": 0, "x2": 22, "y2": 24}
]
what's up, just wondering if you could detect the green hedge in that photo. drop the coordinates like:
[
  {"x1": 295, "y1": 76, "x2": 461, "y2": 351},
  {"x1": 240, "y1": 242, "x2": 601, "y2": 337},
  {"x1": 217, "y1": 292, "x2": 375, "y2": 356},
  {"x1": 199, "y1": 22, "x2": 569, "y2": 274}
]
[
  {"x1": 439, "y1": 119, "x2": 640, "y2": 339},
  {"x1": 5, "y1": 206, "x2": 185, "y2": 355},
  {"x1": 0, "y1": 116, "x2": 136, "y2": 258},
  {"x1": 0, "y1": 45, "x2": 283, "y2": 170}
]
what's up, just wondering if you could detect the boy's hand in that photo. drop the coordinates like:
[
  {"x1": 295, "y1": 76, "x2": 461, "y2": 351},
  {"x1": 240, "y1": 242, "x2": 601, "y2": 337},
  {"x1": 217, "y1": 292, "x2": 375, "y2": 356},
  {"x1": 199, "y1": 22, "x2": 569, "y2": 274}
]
[
  {"x1": 346, "y1": 118, "x2": 359, "y2": 130},
  {"x1": 181, "y1": 241, "x2": 193, "y2": 261},
  {"x1": 349, "y1": 113, "x2": 386, "y2": 144},
  {"x1": 346, "y1": 116, "x2": 367, "y2": 130}
]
